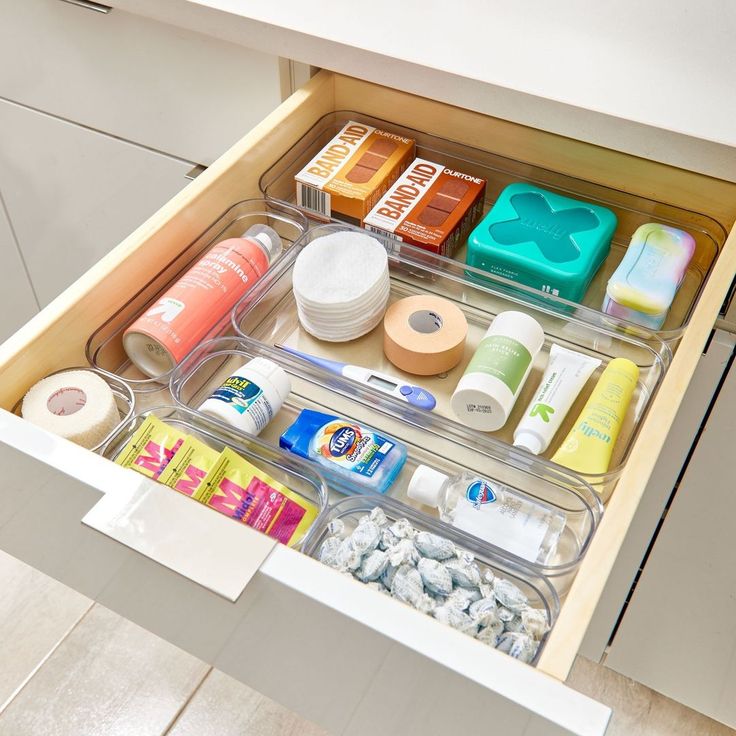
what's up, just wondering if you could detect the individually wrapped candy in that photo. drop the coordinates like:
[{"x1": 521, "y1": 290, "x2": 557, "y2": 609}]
[
  {"x1": 414, "y1": 531, "x2": 456, "y2": 560},
  {"x1": 358, "y1": 549, "x2": 389, "y2": 582},
  {"x1": 379, "y1": 528, "x2": 399, "y2": 550},
  {"x1": 335, "y1": 538, "x2": 363, "y2": 571},
  {"x1": 414, "y1": 592, "x2": 438, "y2": 615},
  {"x1": 521, "y1": 607, "x2": 550, "y2": 640},
  {"x1": 327, "y1": 518, "x2": 345, "y2": 538},
  {"x1": 476, "y1": 625, "x2": 501, "y2": 648},
  {"x1": 417, "y1": 558, "x2": 453, "y2": 596},
  {"x1": 351, "y1": 521, "x2": 381, "y2": 554},
  {"x1": 479, "y1": 614, "x2": 504, "y2": 639},
  {"x1": 434, "y1": 605, "x2": 479, "y2": 636},
  {"x1": 470, "y1": 604, "x2": 501, "y2": 631},
  {"x1": 469, "y1": 597, "x2": 497, "y2": 620},
  {"x1": 444, "y1": 558, "x2": 482, "y2": 588},
  {"x1": 391, "y1": 563, "x2": 424, "y2": 606},
  {"x1": 496, "y1": 632, "x2": 538, "y2": 663},
  {"x1": 388, "y1": 538, "x2": 419, "y2": 567},
  {"x1": 493, "y1": 579, "x2": 529, "y2": 613},
  {"x1": 369, "y1": 506, "x2": 388, "y2": 527},
  {"x1": 482, "y1": 568, "x2": 495, "y2": 586},
  {"x1": 446, "y1": 587, "x2": 481, "y2": 611},
  {"x1": 318, "y1": 536, "x2": 341, "y2": 567},
  {"x1": 503, "y1": 615, "x2": 525, "y2": 634},
  {"x1": 497, "y1": 605, "x2": 516, "y2": 623},
  {"x1": 389, "y1": 518, "x2": 415, "y2": 539},
  {"x1": 478, "y1": 570, "x2": 496, "y2": 599},
  {"x1": 381, "y1": 562, "x2": 400, "y2": 589}
]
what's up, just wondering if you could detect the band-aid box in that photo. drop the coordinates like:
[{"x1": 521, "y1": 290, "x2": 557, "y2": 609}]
[
  {"x1": 295, "y1": 121, "x2": 415, "y2": 224},
  {"x1": 363, "y1": 158, "x2": 486, "y2": 257}
]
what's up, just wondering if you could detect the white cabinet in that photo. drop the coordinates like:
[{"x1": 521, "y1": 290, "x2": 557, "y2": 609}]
[
  {"x1": 604, "y1": 331, "x2": 736, "y2": 728},
  {"x1": 0, "y1": 190, "x2": 38, "y2": 340},
  {"x1": 0, "y1": 0, "x2": 289, "y2": 165},
  {"x1": 0, "y1": 100, "x2": 193, "y2": 306},
  {"x1": 0, "y1": 0, "x2": 300, "y2": 324}
]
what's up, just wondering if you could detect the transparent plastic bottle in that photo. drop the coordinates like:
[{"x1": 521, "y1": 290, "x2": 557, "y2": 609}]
[{"x1": 407, "y1": 464, "x2": 565, "y2": 565}]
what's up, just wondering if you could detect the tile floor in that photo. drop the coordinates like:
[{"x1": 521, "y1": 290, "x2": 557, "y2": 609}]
[{"x1": 0, "y1": 549, "x2": 731, "y2": 736}]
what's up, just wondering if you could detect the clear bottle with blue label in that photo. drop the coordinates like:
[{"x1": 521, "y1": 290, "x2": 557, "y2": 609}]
[
  {"x1": 279, "y1": 409, "x2": 407, "y2": 494},
  {"x1": 407, "y1": 464, "x2": 565, "y2": 565}
]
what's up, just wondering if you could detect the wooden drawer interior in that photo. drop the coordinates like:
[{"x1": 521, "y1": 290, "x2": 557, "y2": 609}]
[{"x1": 1, "y1": 70, "x2": 735, "y2": 683}]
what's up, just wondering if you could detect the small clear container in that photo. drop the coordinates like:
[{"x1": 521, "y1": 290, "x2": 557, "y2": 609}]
[
  {"x1": 12, "y1": 366, "x2": 135, "y2": 453},
  {"x1": 85, "y1": 198, "x2": 308, "y2": 398},
  {"x1": 99, "y1": 404, "x2": 329, "y2": 549},
  {"x1": 231, "y1": 222, "x2": 671, "y2": 502},
  {"x1": 301, "y1": 493, "x2": 560, "y2": 664},
  {"x1": 259, "y1": 111, "x2": 727, "y2": 345},
  {"x1": 171, "y1": 336, "x2": 602, "y2": 589}
]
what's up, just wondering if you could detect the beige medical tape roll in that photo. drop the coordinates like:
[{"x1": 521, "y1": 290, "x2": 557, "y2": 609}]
[
  {"x1": 383, "y1": 295, "x2": 468, "y2": 376},
  {"x1": 21, "y1": 370, "x2": 121, "y2": 449}
]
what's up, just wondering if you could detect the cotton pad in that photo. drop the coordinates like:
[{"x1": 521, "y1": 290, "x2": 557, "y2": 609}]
[{"x1": 293, "y1": 231, "x2": 391, "y2": 341}]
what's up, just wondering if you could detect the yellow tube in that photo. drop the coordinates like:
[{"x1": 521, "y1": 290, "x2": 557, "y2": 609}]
[{"x1": 551, "y1": 358, "x2": 639, "y2": 475}]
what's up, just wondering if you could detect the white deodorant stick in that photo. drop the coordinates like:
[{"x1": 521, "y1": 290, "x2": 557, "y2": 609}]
[
  {"x1": 451, "y1": 311, "x2": 545, "y2": 432},
  {"x1": 21, "y1": 370, "x2": 121, "y2": 449},
  {"x1": 198, "y1": 357, "x2": 291, "y2": 435}
]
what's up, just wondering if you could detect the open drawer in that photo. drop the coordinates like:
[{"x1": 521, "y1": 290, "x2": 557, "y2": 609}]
[{"x1": 1, "y1": 71, "x2": 735, "y2": 736}]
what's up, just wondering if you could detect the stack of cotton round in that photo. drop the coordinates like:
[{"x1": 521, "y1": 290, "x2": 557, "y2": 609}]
[
  {"x1": 21, "y1": 370, "x2": 121, "y2": 449},
  {"x1": 292, "y1": 231, "x2": 390, "y2": 341}
]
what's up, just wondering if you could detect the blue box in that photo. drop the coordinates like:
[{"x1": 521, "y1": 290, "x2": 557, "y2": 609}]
[{"x1": 466, "y1": 183, "x2": 617, "y2": 302}]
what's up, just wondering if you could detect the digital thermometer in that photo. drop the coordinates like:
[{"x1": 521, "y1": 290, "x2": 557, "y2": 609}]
[{"x1": 276, "y1": 344, "x2": 437, "y2": 411}]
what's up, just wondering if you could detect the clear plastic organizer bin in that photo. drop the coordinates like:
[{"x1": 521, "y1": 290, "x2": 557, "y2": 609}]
[
  {"x1": 12, "y1": 366, "x2": 136, "y2": 453},
  {"x1": 301, "y1": 494, "x2": 560, "y2": 665},
  {"x1": 85, "y1": 199, "x2": 308, "y2": 396},
  {"x1": 259, "y1": 111, "x2": 727, "y2": 344},
  {"x1": 232, "y1": 223, "x2": 671, "y2": 503},
  {"x1": 99, "y1": 404, "x2": 329, "y2": 549},
  {"x1": 171, "y1": 336, "x2": 603, "y2": 587}
]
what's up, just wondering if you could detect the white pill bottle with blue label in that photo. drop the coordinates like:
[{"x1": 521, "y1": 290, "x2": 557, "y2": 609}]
[
  {"x1": 407, "y1": 464, "x2": 565, "y2": 564},
  {"x1": 198, "y1": 357, "x2": 291, "y2": 436}
]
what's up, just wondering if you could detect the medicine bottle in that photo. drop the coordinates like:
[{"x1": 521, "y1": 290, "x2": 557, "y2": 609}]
[{"x1": 198, "y1": 357, "x2": 290, "y2": 435}]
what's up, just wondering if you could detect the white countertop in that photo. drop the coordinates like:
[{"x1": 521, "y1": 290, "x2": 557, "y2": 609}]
[{"x1": 112, "y1": 0, "x2": 736, "y2": 181}]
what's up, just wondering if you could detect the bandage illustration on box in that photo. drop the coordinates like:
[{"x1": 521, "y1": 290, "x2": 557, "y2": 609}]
[
  {"x1": 364, "y1": 158, "x2": 486, "y2": 257},
  {"x1": 295, "y1": 121, "x2": 415, "y2": 222}
]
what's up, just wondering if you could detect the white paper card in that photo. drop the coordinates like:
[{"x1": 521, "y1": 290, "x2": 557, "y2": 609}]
[{"x1": 83, "y1": 477, "x2": 276, "y2": 602}]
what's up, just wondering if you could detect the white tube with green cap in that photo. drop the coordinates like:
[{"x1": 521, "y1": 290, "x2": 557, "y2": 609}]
[{"x1": 513, "y1": 344, "x2": 601, "y2": 455}]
